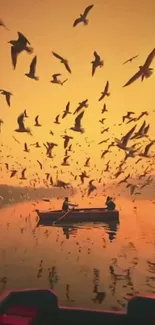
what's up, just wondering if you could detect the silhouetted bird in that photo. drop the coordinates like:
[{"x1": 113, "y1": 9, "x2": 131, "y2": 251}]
[
  {"x1": 52, "y1": 52, "x2": 71, "y2": 73},
  {"x1": 25, "y1": 56, "x2": 39, "y2": 80},
  {"x1": 73, "y1": 5, "x2": 94, "y2": 27},
  {"x1": 8, "y1": 32, "x2": 33, "y2": 69},
  {"x1": 123, "y1": 48, "x2": 155, "y2": 87}
]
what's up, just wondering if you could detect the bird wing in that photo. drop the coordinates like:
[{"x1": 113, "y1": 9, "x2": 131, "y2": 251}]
[
  {"x1": 137, "y1": 120, "x2": 146, "y2": 134},
  {"x1": 66, "y1": 101, "x2": 70, "y2": 111},
  {"x1": 17, "y1": 113, "x2": 25, "y2": 129},
  {"x1": 21, "y1": 168, "x2": 26, "y2": 177},
  {"x1": 6, "y1": 93, "x2": 11, "y2": 106},
  {"x1": 64, "y1": 156, "x2": 70, "y2": 163},
  {"x1": 75, "y1": 111, "x2": 84, "y2": 128},
  {"x1": 73, "y1": 17, "x2": 82, "y2": 27},
  {"x1": 64, "y1": 138, "x2": 69, "y2": 148},
  {"x1": 11, "y1": 46, "x2": 18, "y2": 69},
  {"x1": 62, "y1": 111, "x2": 67, "y2": 119},
  {"x1": 64, "y1": 62, "x2": 71, "y2": 73},
  {"x1": 123, "y1": 58, "x2": 130, "y2": 65},
  {"x1": 104, "y1": 81, "x2": 109, "y2": 92},
  {"x1": 35, "y1": 115, "x2": 39, "y2": 124},
  {"x1": 98, "y1": 93, "x2": 104, "y2": 101},
  {"x1": 18, "y1": 32, "x2": 30, "y2": 45},
  {"x1": 144, "y1": 124, "x2": 150, "y2": 134},
  {"x1": 94, "y1": 51, "x2": 100, "y2": 60},
  {"x1": 123, "y1": 69, "x2": 142, "y2": 87},
  {"x1": 29, "y1": 56, "x2": 37, "y2": 75},
  {"x1": 52, "y1": 52, "x2": 64, "y2": 61},
  {"x1": 122, "y1": 124, "x2": 137, "y2": 146},
  {"x1": 83, "y1": 5, "x2": 94, "y2": 17},
  {"x1": 92, "y1": 62, "x2": 96, "y2": 76},
  {"x1": 53, "y1": 73, "x2": 61, "y2": 77},
  {"x1": 144, "y1": 142, "x2": 154, "y2": 156},
  {"x1": 143, "y1": 48, "x2": 155, "y2": 69}
]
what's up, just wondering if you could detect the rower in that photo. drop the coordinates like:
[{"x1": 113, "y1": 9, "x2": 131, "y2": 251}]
[
  {"x1": 62, "y1": 197, "x2": 78, "y2": 211},
  {"x1": 105, "y1": 196, "x2": 116, "y2": 210}
]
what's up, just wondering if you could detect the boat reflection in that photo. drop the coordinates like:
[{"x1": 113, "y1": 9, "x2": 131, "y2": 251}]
[{"x1": 37, "y1": 219, "x2": 119, "y2": 241}]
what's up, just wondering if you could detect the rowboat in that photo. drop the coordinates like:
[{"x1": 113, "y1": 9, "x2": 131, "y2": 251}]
[
  {"x1": 35, "y1": 207, "x2": 119, "y2": 223},
  {"x1": 0, "y1": 289, "x2": 154, "y2": 325}
]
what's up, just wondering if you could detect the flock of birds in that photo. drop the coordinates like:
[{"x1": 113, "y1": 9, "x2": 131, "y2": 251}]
[{"x1": 1, "y1": 4, "x2": 155, "y2": 199}]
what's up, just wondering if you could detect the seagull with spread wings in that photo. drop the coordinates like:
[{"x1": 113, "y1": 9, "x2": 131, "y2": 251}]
[
  {"x1": 8, "y1": 32, "x2": 33, "y2": 69},
  {"x1": 98, "y1": 81, "x2": 110, "y2": 101},
  {"x1": 0, "y1": 90, "x2": 12, "y2": 106},
  {"x1": 62, "y1": 135, "x2": 73, "y2": 149},
  {"x1": 61, "y1": 156, "x2": 70, "y2": 166},
  {"x1": 52, "y1": 52, "x2": 71, "y2": 73},
  {"x1": 50, "y1": 73, "x2": 68, "y2": 85},
  {"x1": 34, "y1": 115, "x2": 41, "y2": 127},
  {"x1": 73, "y1": 99, "x2": 88, "y2": 114},
  {"x1": 15, "y1": 113, "x2": 31, "y2": 134},
  {"x1": 91, "y1": 51, "x2": 103, "y2": 76},
  {"x1": 123, "y1": 55, "x2": 139, "y2": 65},
  {"x1": 62, "y1": 102, "x2": 71, "y2": 118},
  {"x1": 70, "y1": 111, "x2": 85, "y2": 133},
  {"x1": 123, "y1": 48, "x2": 155, "y2": 87},
  {"x1": 25, "y1": 56, "x2": 39, "y2": 80},
  {"x1": 73, "y1": 5, "x2": 94, "y2": 27},
  {"x1": 115, "y1": 125, "x2": 137, "y2": 151}
]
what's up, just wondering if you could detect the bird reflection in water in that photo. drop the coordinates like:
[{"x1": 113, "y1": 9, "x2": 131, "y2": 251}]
[
  {"x1": 62, "y1": 225, "x2": 77, "y2": 239},
  {"x1": 48, "y1": 266, "x2": 58, "y2": 289},
  {"x1": 105, "y1": 220, "x2": 120, "y2": 242},
  {"x1": 92, "y1": 268, "x2": 106, "y2": 304},
  {"x1": 65, "y1": 284, "x2": 74, "y2": 302}
]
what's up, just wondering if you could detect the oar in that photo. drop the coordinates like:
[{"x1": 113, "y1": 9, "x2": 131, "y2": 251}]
[{"x1": 53, "y1": 209, "x2": 73, "y2": 225}]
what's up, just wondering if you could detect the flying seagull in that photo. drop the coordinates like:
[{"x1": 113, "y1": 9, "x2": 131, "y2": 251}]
[
  {"x1": 70, "y1": 111, "x2": 85, "y2": 133},
  {"x1": 8, "y1": 32, "x2": 33, "y2": 69},
  {"x1": 98, "y1": 81, "x2": 110, "y2": 101},
  {"x1": 115, "y1": 125, "x2": 137, "y2": 151},
  {"x1": 122, "y1": 111, "x2": 135, "y2": 123},
  {"x1": 73, "y1": 5, "x2": 94, "y2": 27},
  {"x1": 34, "y1": 115, "x2": 41, "y2": 126},
  {"x1": 54, "y1": 115, "x2": 60, "y2": 124},
  {"x1": 62, "y1": 135, "x2": 73, "y2": 149},
  {"x1": 62, "y1": 102, "x2": 71, "y2": 118},
  {"x1": 25, "y1": 56, "x2": 39, "y2": 80},
  {"x1": 91, "y1": 51, "x2": 103, "y2": 76},
  {"x1": 0, "y1": 18, "x2": 9, "y2": 30},
  {"x1": 123, "y1": 48, "x2": 155, "y2": 87},
  {"x1": 50, "y1": 74, "x2": 68, "y2": 85},
  {"x1": 61, "y1": 156, "x2": 70, "y2": 166},
  {"x1": 15, "y1": 113, "x2": 31, "y2": 134},
  {"x1": 0, "y1": 90, "x2": 12, "y2": 106},
  {"x1": 52, "y1": 52, "x2": 71, "y2": 73},
  {"x1": 123, "y1": 55, "x2": 139, "y2": 65},
  {"x1": 73, "y1": 99, "x2": 88, "y2": 115},
  {"x1": 20, "y1": 168, "x2": 27, "y2": 180}
]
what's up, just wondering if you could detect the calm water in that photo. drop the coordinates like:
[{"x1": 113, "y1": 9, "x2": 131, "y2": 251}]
[{"x1": 0, "y1": 197, "x2": 155, "y2": 311}]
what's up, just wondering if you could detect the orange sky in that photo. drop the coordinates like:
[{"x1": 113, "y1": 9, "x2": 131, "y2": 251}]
[{"x1": 0, "y1": 0, "x2": 155, "y2": 188}]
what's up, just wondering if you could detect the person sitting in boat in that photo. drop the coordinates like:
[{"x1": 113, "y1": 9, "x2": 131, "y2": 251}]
[
  {"x1": 62, "y1": 197, "x2": 77, "y2": 211},
  {"x1": 105, "y1": 196, "x2": 116, "y2": 210}
]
